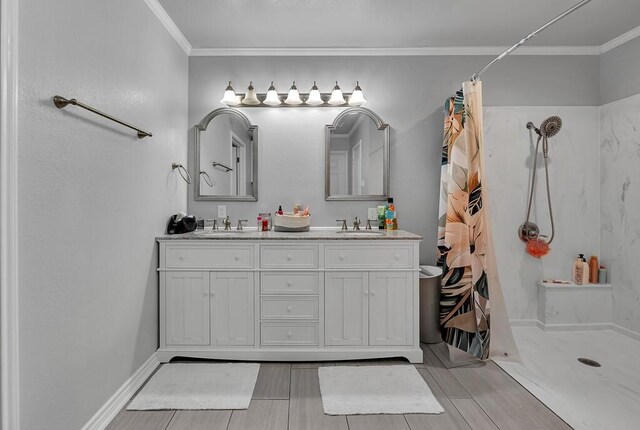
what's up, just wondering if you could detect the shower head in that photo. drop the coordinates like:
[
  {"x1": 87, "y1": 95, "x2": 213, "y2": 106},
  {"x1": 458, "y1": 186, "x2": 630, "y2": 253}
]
[{"x1": 540, "y1": 116, "x2": 562, "y2": 138}]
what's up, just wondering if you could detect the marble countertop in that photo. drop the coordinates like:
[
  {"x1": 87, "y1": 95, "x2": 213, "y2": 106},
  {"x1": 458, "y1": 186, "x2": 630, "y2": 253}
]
[{"x1": 156, "y1": 228, "x2": 422, "y2": 241}]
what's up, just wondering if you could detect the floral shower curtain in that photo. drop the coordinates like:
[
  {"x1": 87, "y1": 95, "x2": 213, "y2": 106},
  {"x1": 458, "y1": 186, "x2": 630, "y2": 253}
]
[{"x1": 437, "y1": 81, "x2": 519, "y2": 361}]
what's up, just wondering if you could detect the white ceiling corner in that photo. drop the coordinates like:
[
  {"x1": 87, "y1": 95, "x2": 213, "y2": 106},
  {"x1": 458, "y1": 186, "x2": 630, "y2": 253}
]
[
  {"x1": 147, "y1": 0, "x2": 640, "y2": 57},
  {"x1": 143, "y1": 0, "x2": 191, "y2": 55}
]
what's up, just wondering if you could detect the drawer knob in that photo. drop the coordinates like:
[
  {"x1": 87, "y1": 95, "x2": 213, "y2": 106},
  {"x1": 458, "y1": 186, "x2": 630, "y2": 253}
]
[
  {"x1": 234, "y1": 255, "x2": 240, "y2": 261},
  {"x1": 339, "y1": 255, "x2": 344, "y2": 261},
  {"x1": 394, "y1": 254, "x2": 400, "y2": 260},
  {"x1": 286, "y1": 255, "x2": 292, "y2": 261},
  {"x1": 286, "y1": 281, "x2": 293, "y2": 287},
  {"x1": 178, "y1": 255, "x2": 184, "y2": 261},
  {"x1": 287, "y1": 331, "x2": 293, "y2": 338},
  {"x1": 287, "y1": 306, "x2": 292, "y2": 312}
]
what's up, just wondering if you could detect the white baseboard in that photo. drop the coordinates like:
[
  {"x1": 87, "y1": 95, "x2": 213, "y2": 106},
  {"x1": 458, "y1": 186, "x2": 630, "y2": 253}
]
[
  {"x1": 612, "y1": 324, "x2": 640, "y2": 342},
  {"x1": 510, "y1": 319, "x2": 640, "y2": 342},
  {"x1": 81, "y1": 352, "x2": 160, "y2": 430}
]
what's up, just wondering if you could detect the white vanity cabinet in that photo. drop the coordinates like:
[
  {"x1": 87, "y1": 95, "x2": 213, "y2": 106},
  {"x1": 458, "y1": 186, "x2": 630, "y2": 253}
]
[{"x1": 157, "y1": 232, "x2": 423, "y2": 363}]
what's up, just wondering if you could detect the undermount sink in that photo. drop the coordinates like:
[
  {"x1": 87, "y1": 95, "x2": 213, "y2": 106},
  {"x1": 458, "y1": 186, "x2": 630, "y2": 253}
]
[{"x1": 335, "y1": 230, "x2": 385, "y2": 236}]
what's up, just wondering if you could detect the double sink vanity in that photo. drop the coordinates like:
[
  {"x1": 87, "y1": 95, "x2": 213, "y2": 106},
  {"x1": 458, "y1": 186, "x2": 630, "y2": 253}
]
[
  {"x1": 156, "y1": 229, "x2": 423, "y2": 363},
  {"x1": 157, "y1": 105, "x2": 423, "y2": 363}
]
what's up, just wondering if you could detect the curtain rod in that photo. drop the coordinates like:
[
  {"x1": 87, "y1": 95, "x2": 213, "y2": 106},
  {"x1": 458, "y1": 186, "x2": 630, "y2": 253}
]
[{"x1": 470, "y1": 0, "x2": 594, "y2": 82}]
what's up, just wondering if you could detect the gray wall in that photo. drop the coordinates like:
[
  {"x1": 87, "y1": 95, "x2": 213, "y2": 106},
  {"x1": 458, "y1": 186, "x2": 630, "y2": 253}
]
[
  {"x1": 188, "y1": 55, "x2": 599, "y2": 263},
  {"x1": 18, "y1": 1, "x2": 188, "y2": 429},
  {"x1": 600, "y1": 37, "x2": 640, "y2": 104}
]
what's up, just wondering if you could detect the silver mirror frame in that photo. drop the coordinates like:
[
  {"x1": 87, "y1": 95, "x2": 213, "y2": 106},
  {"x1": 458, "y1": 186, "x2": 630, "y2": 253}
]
[
  {"x1": 325, "y1": 107, "x2": 389, "y2": 201},
  {"x1": 194, "y1": 107, "x2": 258, "y2": 201}
]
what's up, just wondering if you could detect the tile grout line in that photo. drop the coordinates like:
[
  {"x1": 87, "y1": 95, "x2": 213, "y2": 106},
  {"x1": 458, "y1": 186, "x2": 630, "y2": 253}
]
[
  {"x1": 287, "y1": 363, "x2": 292, "y2": 430},
  {"x1": 420, "y1": 345, "x2": 497, "y2": 429},
  {"x1": 494, "y1": 360, "x2": 573, "y2": 429},
  {"x1": 162, "y1": 410, "x2": 177, "y2": 430}
]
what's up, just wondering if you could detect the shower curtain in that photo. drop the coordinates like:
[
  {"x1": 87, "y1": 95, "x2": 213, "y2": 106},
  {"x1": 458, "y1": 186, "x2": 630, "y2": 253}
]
[{"x1": 437, "y1": 81, "x2": 519, "y2": 361}]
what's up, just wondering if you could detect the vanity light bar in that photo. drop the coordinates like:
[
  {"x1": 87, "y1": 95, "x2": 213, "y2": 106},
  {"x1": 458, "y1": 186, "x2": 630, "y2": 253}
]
[{"x1": 220, "y1": 81, "x2": 367, "y2": 107}]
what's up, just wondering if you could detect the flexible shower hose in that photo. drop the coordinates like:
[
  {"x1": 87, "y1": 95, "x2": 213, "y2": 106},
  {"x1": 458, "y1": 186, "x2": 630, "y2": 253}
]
[{"x1": 524, "y1": 135, "x2": 555, "y2": 244}]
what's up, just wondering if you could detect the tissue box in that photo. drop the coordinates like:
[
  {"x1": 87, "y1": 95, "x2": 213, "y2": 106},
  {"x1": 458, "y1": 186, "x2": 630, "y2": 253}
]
[{"x1": 273, "y1": 213, "x2": 310, "y2": 232}]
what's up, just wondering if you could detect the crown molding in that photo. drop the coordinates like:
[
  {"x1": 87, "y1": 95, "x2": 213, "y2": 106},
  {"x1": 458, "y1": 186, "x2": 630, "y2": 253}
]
[
  {"x1": 143, "y1": 0, "x2": 191, "y2": 55},
  {"x1": 1, "y1": 0, "x2": 20, "y2": 428},
  {"x1": 190, "y1": 45, "x2": 600, "y2": 57},
  {"x1": 600, "y1": 24, "x2": 640, "y2": 54}
]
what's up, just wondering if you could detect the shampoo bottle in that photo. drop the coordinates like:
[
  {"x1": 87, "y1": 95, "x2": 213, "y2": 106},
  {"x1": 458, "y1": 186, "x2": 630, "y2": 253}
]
[
  {"x1": 572, "y1": 254, "x2": 589, "y2": 285},
  {"x1": 385, "y1": 198, "x2": 397, "y2": 230},
  {"x1": 589, "y1": 256, "x2": 599, "y2": 284}
]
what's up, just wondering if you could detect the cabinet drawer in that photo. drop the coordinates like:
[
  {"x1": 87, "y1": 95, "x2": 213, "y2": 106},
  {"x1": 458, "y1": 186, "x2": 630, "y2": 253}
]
[
  {"x1": 324, "y1": 245, "x2": 414, "y2": 269},
  {"x1": 261, "y1": 296, "x2": 319, "y2": 320},
  {"x1": 165, "y1": 244, "x2": 254, "y2": 269},
  {"x1": 260, "y1": 245, "x2": 319, "y2": 269},
  {"x1": 261, "y1": 272, "x2": 319, "y2": 295},
  {"x1": 261, "y1": 322, "x2": 319, "y2": 346}
]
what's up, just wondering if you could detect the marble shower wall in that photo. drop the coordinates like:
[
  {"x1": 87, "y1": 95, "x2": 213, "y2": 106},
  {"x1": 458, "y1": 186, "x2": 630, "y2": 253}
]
[
  {"x1": 483, "y1": 106, "x2": 601, "y2": 321},
  {"x1": 600, "y1": 92, "x2": 640, "y2": 334}
]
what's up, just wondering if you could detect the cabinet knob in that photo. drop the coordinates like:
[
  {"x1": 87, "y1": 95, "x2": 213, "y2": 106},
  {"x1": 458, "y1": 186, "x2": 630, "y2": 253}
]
[
  {"x1": 178, "y1": 255, "x2": 184, "y2": 261},
  {"x1": 286, "y1": 281, "x2": 292, "y2": 287},
  {"x1": 287, "y1": 306, "x2": 292, "y2": 312},
  {"x1": 370, "y1": 290, "x2": 376, "y2": 297},
  {"x1": 339, "y1": 255, "x2": 344, "y2": 261},
  {"x1": 286, "y1": 255, "x2": 292, "y2": 261},
  {"x1": 234, "y1": 255, "x2": 240, "y2": 261},
  {"x1": 364, "y1": 289, "x2": 369, "y2": 296},
  {"x1": 287, "y1": 331, "x2": 293, "y2": 338},
  {"x1": 210, "y1": 291, "x2": 215, "y2": 297},
  {"x1": 394, "y1": 254, "x2": 400, "y2": 260}
]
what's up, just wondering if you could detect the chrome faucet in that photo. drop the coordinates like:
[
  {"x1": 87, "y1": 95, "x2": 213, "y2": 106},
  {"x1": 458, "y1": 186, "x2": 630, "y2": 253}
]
[
  {"x1": 353, "y1": 217, "x2": 361, "y2": 231},
  {"x1": 336, "y1": 219, "x2": 348, "y2": 231},
  {"x1": 365, "y1": 219, "x2": 376, "y2": 230},
  {"x1": 237, "y1": 219, "x2": 248, "y2": 230},
  {"x1": 222, "y1": 216, "x2": 231, "y2": 230}
]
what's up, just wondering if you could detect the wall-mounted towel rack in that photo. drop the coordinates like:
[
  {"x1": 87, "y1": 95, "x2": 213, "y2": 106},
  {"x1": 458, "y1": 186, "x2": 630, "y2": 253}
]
[
  {"x1": 172, "y1": 163, "x2": 192, "y2": 184},
  {"x1": 199, "y1": 171, "x2": 214, "y2": 187},
  {"x1": 53, "y1": 95, "x2": 153, "y2": 139},
  {"x1": 212, "y1": 161, "x2": 233, "y2": 172}
]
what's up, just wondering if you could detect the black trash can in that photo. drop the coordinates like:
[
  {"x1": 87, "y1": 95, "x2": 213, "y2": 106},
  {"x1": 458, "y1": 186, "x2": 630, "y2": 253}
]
[{"x1": 419, "y1": 265, "x2": 443, "y2": 344}]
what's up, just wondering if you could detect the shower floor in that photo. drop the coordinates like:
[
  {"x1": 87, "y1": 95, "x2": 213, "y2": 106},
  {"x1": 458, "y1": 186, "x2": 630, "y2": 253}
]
[{"x1": 495, "y1": 326, "x2": 640, "y2": 430}]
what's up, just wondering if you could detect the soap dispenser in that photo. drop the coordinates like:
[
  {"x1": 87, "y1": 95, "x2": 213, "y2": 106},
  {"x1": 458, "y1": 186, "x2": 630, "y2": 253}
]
[{"x1": 572, "y1": 254, "x2": 589, "y2": 285}]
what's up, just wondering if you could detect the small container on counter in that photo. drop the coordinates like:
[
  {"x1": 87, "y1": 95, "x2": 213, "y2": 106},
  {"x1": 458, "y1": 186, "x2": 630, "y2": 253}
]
[
  {"x1": 598, "y1": 265, "x2": 607, "y2": 284},
  {"x1": 259, "y1": 212, "x2": 272, "y2": 231}
]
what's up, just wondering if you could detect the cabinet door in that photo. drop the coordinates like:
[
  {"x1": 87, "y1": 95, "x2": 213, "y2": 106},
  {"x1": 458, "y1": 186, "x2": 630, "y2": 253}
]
[
  {"x1": 369, "y1": 272, "x2": 413, "y2": 346},
  {"x1": 165, "y1": 271, "x2": 210, "y2": 346},
  {"x1": 210, "y1": 272, "x2": 254, "y2": 346},
  {"x1": 325, "y1": 272, "x2": 369, "y2": 346}
]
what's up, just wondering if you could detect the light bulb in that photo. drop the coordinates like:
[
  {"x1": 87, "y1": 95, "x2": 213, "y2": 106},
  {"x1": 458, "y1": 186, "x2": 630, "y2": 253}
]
[
  {"x1": 328, "y1": 81, "x2": 346, "y2": 105},
  {"x1": 220, "y1": 81, "x2": 239, "y2": 106},
  {"x1": 306, "y1": 81, "x2": 324, "y2": 106},
  {"x1": 241, "y1": 81, "x2": 260, "y2": 105},
  {"x1": 348, "y1": 81, "x2": 367, "y2": 106},
  {"x1": 263, "y1": 81, "x2": 281, "y2": 106},
  {"x1": 285, "y1": 81, "x2": 303, "y2": 105}
]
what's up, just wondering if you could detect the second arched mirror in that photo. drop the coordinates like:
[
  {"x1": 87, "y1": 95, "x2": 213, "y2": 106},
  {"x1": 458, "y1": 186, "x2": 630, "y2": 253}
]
[
  {"x1": 325, "y1": 107, "x2": 389, "y2": 201},
  {"x1": 195, "y1": 108, "x2": 258, "y2": 201}
]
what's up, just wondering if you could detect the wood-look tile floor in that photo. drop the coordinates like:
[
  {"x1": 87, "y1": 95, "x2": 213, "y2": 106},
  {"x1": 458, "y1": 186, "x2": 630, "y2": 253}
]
[{"x1": 106, "y1": 344, "x2": 571, "y2": 430}]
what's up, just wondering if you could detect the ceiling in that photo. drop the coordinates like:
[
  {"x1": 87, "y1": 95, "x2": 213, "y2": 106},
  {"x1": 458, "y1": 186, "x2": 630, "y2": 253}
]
[{"x1": 157, "y1": 0, "x2": 640, "y2": 50}]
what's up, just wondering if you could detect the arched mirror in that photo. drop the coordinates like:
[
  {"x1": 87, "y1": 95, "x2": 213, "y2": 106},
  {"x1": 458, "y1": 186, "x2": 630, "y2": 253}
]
[
  {"x1": 195, "y1": 108, "x2": 258, "y2": 201},
  {"x1": 325, "y1": 107, "x2": 389, "y2": 201}
]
